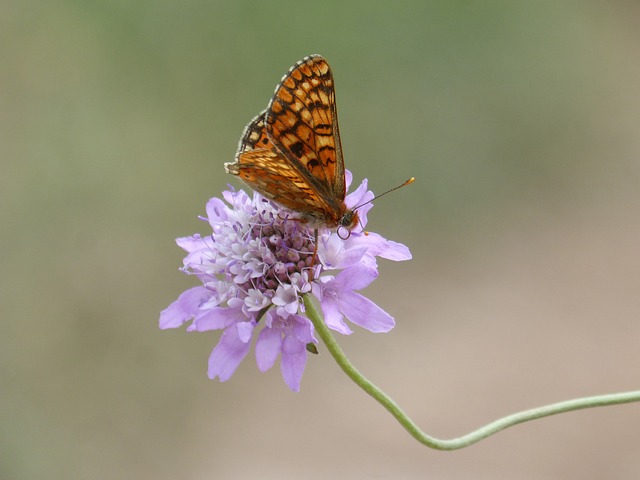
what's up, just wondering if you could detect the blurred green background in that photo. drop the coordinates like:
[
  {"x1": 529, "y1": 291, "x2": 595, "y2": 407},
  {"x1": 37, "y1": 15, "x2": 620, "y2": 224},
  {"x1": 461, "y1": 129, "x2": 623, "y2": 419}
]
[{"x1": 2, "y1": 1, "x2": 639, "y2": 479}]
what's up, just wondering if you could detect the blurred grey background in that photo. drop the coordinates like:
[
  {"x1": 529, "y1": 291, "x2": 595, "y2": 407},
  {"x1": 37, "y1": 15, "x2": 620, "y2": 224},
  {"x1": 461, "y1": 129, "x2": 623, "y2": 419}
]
[{"x1": 2, "y1": 1, "x2": 639, "y2": 479}]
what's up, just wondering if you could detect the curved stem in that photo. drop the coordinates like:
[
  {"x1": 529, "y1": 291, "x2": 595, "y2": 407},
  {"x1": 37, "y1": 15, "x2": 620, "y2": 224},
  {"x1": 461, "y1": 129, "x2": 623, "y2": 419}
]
[{"x1": 302, "y1": 294, "x2": 640, "y2": 450}]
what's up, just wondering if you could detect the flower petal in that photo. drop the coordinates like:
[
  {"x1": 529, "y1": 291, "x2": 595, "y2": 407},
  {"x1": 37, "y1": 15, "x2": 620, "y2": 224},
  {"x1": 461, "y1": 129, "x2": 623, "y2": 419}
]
[
  {"x1": 159, "y1": 286, "x2": 210, "y2": 329},
  {"x1": 345, "y1": 178, "x2": 374, "y2": 228},
  {"x1": 356, "y1": 232, "x2": 412, "y2": 261},
  {"x1": 292, "y1": 315, "x2": 316, "y2": 345},
  {"x1": 207, "y1": 324, "x2": 253, "y2": 381},
  {"x1": 193, "y1": 306, "x2": 246, "y2": 332},
  {"x1": 237, "y1": 321, "x2": 255, "y2": 343},
  {"x1": 176, "y1": 234, "x2": 208, "y2": 253},
  {"x1": 338, "y1": 290, "x2": 395, "y2": 333},
  {"x1": 312, "y1": 285, "x2": 352, "y2": 335},
  {"x1": 255, "y1": 324, "x2": 281, "y2": 372},
  {"x1": 334, "y1": 265, "x2": 378, "y2": 291},
  {"x1": 345, "y1": 169, "x2": 353, "y2": 189},
  {"x1": 319, "y1": 234, "x2": 368, "y2": 270},
  {"x1": 280, "y1": 335, "x2": 307, "y2": 392},
  {"x1": 205, "y1": 197, "x2": 229, "y2": 224},
  {"x1": 345, "y1": 177, "x2": 370, "y2": 209}
]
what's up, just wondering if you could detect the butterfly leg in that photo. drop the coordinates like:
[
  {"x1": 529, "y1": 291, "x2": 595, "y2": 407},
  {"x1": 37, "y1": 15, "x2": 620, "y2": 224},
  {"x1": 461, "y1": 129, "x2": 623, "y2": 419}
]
[
  {"x1": 307, "y1": 228, "x2": 320, "y2": 281},
  {"x1": 312, "y1": 228, "x2": 319, "y2": 265}
]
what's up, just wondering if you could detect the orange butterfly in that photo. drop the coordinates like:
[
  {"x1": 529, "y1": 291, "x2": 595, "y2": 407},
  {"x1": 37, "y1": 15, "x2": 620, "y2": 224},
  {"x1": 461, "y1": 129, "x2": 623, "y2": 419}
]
[{"x1": 225, "y1": 55, "x2": 360, "y2": 235}]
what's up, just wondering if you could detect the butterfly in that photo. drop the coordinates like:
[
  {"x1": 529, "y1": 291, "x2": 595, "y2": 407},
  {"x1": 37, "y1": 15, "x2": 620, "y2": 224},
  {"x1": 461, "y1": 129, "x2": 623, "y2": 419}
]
[{"x1": 224, "y1": 55, "x2": 360, "y2": 237}]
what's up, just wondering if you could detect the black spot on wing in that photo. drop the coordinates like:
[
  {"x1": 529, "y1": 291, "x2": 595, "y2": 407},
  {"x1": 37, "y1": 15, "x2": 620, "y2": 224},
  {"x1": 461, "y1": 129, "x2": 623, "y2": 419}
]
[{"x1": 290, "y1": 141, "x2": 304, "y2": 158}]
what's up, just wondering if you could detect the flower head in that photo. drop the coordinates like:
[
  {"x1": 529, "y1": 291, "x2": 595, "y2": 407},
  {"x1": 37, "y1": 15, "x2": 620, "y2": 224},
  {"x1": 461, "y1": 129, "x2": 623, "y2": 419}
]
[{"x1": 160, "y1": 173, "x2": 411, "y2": 391}]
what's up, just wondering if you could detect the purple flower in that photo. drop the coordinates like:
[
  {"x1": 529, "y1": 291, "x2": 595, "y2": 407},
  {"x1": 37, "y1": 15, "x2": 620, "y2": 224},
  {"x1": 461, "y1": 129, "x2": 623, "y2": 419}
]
[{"x1": 159, "y1": 173, "x2": 411, "y2": 391}]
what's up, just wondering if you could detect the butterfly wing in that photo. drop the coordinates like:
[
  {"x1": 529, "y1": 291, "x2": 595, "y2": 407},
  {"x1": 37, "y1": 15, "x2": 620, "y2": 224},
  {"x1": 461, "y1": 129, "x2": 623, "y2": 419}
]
[
  {"x1": 266, "y1": 55, "x2": 346, "y2": 206},
  {"x1": 226, "y1": 112, "x2": 334, "y2": 218},
  {"x1": 226, "y1": 55, "x2": 349, "y2": 226}
]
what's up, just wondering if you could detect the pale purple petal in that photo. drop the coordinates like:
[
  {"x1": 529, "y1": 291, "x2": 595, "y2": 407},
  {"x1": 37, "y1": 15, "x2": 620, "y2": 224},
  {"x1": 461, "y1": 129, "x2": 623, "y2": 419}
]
[
  {"x1": 338, "y1": 290, "x2": 395, "y2": 333},
  {"x1": 345, "y1": 179, "x2": 374, "y2": 228},
  {"x1": 255, "y1": 324, "x2": 281, "y2": 372},
  {"x1": 333, "y1": 265, "x2": 378, "y2": 292},
  {"x1": 176, "y1": 234, "x2": 208, "y2": 253},
  {"x1": 222, "y1": 188, "x2": 250, "y2": 210},
  {"x1": 292, "y1": 315, "x2": 316, "y2": 344},
  {"x1": 180, "y1": 241, "x2": 217, "y2": 272},
  {"x1": 280, "y1": 335, "x2": 307, "y2": 392},
  {"x1": 159, "y1": 286, "x2": 210, "y2": 329},
  {"x1": 193, "y1": 306, "x2": 246, "y2": 332},
  {"x1": 345, "y1": 169, "x2": 353, "y2": 189},
  {"x1": 289, "y1": 272, "x2": 311, "y2": 294},
  {"x1": 355, "y1": 251, "x2": 379, "y2": 270},
  {"x1": 208, "y1": 324, "x2": 253, "y2": 381},
  {"x1": 237, "y1": 321, "x2": 255, "y2": 343},
  {"x1": 205, "y1": 197, "x2": 229, "y2": 224},
  {"x1": 318, "y1": 233, "x2": 367, "y2": 270},
  {"x1": 345, "y1": 178, "x2": 371, "y2": 209},
  {"x1": 355, "y1": 232, "x2": 412, "y2": 261},
  {"x1": 312, "y1": 284, "x2": 352, "y2": 335},
  {"x1": 272, "y1": 284, "x2": 300, "y2": 317},
  {"x1": 244, "y1": 289, "x2": 269, "y2": 312}
]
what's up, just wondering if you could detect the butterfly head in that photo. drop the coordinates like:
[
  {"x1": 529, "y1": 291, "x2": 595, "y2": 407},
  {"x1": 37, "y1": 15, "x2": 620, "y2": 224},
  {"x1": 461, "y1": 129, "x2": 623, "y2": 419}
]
[{"x1": 336, "y1": 209, "x2": 359, "y2": 240}]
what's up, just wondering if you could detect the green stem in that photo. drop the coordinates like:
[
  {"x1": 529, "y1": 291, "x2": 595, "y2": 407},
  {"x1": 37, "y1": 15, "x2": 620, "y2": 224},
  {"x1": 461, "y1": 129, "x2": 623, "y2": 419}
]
[{"x1": 302, "y1": 294, "x2": 640, "y2": 450}]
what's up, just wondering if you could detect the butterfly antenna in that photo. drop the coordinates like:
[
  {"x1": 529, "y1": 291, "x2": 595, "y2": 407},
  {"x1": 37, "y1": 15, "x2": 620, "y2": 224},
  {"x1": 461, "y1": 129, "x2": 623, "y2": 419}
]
[{"x1": 352, "y1": 177, "x2": 415, "y2": 212}]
